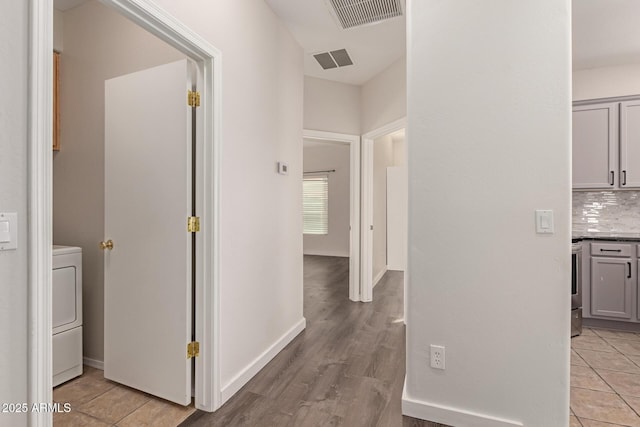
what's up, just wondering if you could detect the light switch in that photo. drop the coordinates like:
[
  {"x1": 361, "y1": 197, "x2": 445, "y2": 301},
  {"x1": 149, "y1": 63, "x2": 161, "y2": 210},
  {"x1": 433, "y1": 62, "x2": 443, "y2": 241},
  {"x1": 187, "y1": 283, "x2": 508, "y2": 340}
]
[
  {"x1": 277, "y1": 162, "x2": 289, "y2": 175},
  {"x1": 535, "y1": 210, "x2": 554, "y2": 234},
  {"x1": 0, "y1": 213, "x2": 18, "y2": 250},
  {"x1": 0, "y1": 221, "x2": 9, "y2": 243}
]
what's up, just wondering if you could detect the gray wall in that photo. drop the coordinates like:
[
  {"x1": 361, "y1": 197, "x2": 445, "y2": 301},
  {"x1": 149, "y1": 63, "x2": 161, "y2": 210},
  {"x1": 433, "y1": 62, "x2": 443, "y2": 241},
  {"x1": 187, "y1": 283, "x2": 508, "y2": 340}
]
[
  {"x1": 303, "y1": 141, "x2": 350, "y2": 257},
  {"x1": 0, "y1": 2, "x2": 28, "y2": 425},
  {"x1": 53, "y1": 1, "x2": 184, "y2": 363}
]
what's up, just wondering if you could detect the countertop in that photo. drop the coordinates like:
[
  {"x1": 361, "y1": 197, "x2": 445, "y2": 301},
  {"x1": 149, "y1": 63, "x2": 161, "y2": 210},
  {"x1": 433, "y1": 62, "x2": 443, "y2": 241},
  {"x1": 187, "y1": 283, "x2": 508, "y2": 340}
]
[{"x1": 572, "y1": 231, "x2": 640, "y2": 242}]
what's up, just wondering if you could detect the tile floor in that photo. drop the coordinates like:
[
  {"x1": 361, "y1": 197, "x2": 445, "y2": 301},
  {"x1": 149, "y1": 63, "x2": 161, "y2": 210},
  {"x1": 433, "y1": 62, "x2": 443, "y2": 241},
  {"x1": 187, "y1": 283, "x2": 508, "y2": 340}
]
[
  {"x1": 52, "y1": 366, "x2": 195, "y2": 426},
  {"x1": 571, "y1": 327, "x2": 640, "y2": 426}
]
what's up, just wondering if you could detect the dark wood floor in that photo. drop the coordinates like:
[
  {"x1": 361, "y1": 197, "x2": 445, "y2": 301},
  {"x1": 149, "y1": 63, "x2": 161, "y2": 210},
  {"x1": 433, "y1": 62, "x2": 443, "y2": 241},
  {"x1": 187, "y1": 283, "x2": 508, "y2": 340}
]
[{"x1": 181, "y1": 256, "x2": 444, "y2": 427}]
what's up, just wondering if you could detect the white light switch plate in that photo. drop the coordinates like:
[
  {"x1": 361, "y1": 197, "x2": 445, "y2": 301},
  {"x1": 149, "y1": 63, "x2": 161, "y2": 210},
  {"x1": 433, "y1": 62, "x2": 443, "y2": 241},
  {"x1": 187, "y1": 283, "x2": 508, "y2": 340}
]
[
  {"x1": 0, "y1": 213, "x2": 18, "y2": 250},
  {"x1": 535, "y1": 209, "x2": 554, "y2": 234}
]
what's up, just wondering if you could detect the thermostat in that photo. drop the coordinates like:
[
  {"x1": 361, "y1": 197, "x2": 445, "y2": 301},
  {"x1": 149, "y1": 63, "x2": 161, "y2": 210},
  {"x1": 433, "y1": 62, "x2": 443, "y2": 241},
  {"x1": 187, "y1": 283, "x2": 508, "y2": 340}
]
[{"x1": 277, "y1": 162, "x2": 289, "y2": 175}]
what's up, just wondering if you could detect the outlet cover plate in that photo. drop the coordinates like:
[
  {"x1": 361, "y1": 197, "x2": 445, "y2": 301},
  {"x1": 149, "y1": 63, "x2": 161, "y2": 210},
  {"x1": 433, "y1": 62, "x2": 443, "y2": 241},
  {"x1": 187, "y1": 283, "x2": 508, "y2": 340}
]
[{"x1": 430, "y1": 344, "x2": 445, "y2": 370}]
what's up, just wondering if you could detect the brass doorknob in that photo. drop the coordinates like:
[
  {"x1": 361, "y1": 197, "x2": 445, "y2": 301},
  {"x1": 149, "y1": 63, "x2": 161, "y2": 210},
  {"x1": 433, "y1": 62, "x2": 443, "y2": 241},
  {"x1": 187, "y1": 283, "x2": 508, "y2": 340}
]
[{"x1": 99, "y1": 240, "x2": 114, "y2": 250}]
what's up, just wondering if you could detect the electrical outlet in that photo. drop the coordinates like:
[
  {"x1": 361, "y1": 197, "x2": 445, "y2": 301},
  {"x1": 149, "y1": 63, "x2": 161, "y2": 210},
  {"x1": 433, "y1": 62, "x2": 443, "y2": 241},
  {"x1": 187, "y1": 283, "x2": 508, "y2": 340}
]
[{"x1": 430, "y1": 345, "x2": 445, "y2": 370}]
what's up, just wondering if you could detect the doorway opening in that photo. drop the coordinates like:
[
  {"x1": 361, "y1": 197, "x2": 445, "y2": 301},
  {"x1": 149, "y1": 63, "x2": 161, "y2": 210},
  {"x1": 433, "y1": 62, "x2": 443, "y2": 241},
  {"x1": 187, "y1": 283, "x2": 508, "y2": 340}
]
[
  {"x1": 28, "y1": 0, "x2": 222, "y2": 424},
  {"x1": 361, "y1": 118, "x2": 407, "y2": 305},
  {"x1": 302, "y1": 130, "x2": 360, "y2": 301}
]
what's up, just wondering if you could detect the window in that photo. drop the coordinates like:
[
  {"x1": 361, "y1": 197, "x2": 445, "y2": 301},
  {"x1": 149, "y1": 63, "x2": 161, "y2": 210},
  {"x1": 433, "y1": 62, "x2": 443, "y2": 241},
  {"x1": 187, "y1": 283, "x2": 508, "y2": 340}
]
[{"x1": 303, "y1": 175, "x2": 328, "y2": 235}]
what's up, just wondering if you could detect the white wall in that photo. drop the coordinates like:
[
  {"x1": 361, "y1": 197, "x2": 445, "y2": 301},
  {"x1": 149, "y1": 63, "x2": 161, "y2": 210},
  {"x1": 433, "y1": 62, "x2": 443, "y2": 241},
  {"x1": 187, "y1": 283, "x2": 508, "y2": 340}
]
[
  {"x1": 151, "y1": 0, "x2": 304, "y2": 399},
  {"x1": 303, "y1": 76, "x2": 361, "y2": 134},
  {"x1": 392, "y1": 134, "x2": 405, "y2": 167},
  {"x1": 361, "y1": 56, "x2": 406, "y2": 133},
  {"x1": 372, "y1": 134, "x2": 394, "y2": 284},
  {"x1": 404, "y1": 1, "x2": 571, "y2": 426},
  {"x1": 53, "y1": 1, "x2": 185, "y2": 363},
  {"x1": 303, "y1": 141, "x2": 350, "y2": 257},
  {"x1": 573, "y1": 63, "x2": 640, "y2": 100},
  {"x1": 386, "y1": 167, "x2": 407, "y2": 271},
  {"x1": 303, "y1": 56, "x2": 405, "y2": 137},
  {"x1": 0, "y1": 2, "x2": 28, "y2": 426}
]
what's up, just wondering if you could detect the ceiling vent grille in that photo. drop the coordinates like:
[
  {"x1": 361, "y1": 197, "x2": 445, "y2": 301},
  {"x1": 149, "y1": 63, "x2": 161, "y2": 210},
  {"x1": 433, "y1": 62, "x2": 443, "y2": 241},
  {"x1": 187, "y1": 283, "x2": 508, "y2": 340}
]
[
  {"x1": 326, "y1": 0, "x2": 403, "y2": 30},
  {"x1": 313, "y1": 49, "x2": 354, "y2": 70}
]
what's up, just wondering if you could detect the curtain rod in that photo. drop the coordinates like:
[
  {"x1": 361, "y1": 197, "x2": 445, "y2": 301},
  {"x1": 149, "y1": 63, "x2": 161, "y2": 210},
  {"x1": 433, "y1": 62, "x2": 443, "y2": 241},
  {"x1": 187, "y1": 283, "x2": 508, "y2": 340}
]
[{"x1": 303, "y1": 169, "x2": 335, "y2": 174}]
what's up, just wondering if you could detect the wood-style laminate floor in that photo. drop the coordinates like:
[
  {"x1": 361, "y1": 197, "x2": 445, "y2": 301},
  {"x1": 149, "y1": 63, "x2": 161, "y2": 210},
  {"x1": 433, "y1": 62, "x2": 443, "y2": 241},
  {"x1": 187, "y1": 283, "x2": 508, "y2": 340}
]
[{"x1": 181, "y1": 255, "x2": 444, "y2": 427}]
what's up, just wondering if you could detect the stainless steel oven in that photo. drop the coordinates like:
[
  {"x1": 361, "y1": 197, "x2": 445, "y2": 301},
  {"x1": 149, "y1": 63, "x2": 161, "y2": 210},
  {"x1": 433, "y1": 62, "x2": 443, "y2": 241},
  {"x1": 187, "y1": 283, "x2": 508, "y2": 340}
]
[{"x1": 571, "y1": 241, "x2": 582, "y2": 337}]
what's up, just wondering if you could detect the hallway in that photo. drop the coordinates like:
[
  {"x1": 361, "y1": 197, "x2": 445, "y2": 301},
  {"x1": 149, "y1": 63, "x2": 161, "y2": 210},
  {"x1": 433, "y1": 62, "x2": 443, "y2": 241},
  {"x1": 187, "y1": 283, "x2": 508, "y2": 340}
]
[{"x1": 182, "y1": 256, "x2": 437, "y2": 426}]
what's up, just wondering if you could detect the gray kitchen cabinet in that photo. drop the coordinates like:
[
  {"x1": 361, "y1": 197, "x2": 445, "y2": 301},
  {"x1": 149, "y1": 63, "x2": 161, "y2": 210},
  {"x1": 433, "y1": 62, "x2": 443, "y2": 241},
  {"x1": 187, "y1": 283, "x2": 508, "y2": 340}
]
[
  {"x1": 590, "y1": 256, "x2": 633, "y2": 319},
  {"x1": 620, "y1": 100, "x2": 640, "y2": 188},
  {"x1": 573, "y1": 103, "x2": 619, "y2": 189},
  {"x1": 638, "y1": 259, "x2": 640, "y2": 321}
]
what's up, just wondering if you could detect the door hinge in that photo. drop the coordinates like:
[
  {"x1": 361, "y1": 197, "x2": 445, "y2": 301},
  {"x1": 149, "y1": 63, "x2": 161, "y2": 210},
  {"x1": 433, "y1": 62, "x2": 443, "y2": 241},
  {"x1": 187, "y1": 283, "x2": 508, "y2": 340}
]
[
  {"x1": 188, "y1": 90, "x2": 200, "y2": 108},
  {"x1": 187, "y1": 216, "x2": 200, "y2": 233},
  {"x1": 187, "y1": 341, "x2": 200, "y2": 359}
]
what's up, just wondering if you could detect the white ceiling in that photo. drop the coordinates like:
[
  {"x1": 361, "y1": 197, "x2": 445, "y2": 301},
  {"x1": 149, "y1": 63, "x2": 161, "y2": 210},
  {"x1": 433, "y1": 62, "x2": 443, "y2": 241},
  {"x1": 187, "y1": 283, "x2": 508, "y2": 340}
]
[
  {"x1": 54, "y1": 1, "x2": 640, "y2": 80},
  {"x1": 264, "y1": 0, "x2": 406, "y2": 86},
  {"x1": 573, "y1": 0, "x2": 640, "y2": 70}
]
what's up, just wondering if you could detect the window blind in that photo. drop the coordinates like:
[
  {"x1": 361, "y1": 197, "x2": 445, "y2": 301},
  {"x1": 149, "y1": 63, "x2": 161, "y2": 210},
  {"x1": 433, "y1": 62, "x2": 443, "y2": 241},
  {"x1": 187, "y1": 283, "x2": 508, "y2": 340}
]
[{"x1": 303, "y1": 175, "x2": 328, "y2": 235}]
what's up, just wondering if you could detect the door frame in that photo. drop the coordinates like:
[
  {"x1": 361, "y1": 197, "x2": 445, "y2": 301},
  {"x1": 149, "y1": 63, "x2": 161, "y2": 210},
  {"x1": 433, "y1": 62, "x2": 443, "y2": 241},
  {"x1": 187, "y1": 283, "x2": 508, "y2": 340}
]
[
  {"x1": 303, "y1": 130, "x2": 361, "y2": 301},
  {"x1": 360, "y1": 117, "x2": 407, "y2": 302},
  {"x1": 27, "y1": 0, "x2": 222, "y2": 424}
]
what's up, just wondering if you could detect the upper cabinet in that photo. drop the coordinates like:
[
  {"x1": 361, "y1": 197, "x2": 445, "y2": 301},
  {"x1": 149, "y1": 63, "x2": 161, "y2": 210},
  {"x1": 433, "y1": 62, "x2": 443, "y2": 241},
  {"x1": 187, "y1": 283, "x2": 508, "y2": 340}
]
[
  {"x1": 620, "y1": 100, "x2": 640, "y2": 188},
  {"x1": 573, "y1": 100, "x2": 640, "y2": 189},
  {"x1": 572, "y1": 103, "x2": 618, "y2": 189}
]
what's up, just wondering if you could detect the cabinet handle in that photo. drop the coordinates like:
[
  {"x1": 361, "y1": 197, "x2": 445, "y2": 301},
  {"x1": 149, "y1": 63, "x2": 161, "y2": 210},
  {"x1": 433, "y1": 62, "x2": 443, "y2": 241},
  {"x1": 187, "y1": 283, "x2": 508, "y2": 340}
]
[
  {"x1": 622, "y1": 170, "x2": 627, "y2": 186},
  {"x1": 628, "y1": 262, "x2": 632, "y2": 279},
  {"x1": 610, "y1": 171, "x2": 615, "y2": 185},
  {"x1": 600, "y1": 248, "x2": 622, "y2": 252}
]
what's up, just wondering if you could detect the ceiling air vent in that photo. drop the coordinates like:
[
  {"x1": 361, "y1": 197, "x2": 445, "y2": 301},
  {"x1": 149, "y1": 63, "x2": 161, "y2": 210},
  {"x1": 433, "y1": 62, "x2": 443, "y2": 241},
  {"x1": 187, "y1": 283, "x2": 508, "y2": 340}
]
[
  {"x1": 326, "y1": 0, "x2": 403, "y2": 30},
  {"x1": 313, "y1": 49, "x2": 354, "y2": 70}
]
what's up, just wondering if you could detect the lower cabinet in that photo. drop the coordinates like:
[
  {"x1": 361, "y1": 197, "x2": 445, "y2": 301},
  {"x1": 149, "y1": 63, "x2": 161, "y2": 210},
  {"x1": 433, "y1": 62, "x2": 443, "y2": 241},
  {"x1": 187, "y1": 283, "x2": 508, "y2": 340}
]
[
  {"x1": 584, "y1": 241, "x2": 637, "y2": 323},
  {"x1": 590, "y1": 256, "x2": 632, "y2": 319}
]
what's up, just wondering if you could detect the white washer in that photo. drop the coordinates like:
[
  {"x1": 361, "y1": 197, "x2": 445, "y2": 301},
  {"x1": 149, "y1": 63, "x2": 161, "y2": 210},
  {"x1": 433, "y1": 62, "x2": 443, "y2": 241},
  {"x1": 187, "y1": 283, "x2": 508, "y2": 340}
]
[{"x1": 52, "y1": 245, "x2": 83, "y2": 386}]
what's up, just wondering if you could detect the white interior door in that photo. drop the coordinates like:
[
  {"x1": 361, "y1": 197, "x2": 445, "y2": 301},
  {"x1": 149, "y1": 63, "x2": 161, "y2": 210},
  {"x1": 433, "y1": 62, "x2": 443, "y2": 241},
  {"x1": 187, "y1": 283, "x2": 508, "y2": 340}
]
[{"x1": 104, "y1": 59, "x2": 193, "y2": 405}]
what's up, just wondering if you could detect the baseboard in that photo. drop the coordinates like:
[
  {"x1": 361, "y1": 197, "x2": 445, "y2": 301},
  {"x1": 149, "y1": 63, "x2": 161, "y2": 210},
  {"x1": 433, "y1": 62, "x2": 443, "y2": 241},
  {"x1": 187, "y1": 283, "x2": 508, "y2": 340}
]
[
  {"x1": 220, "y1": 318, "x2": 306, "y2": 403},
  {"x1": 303, "y1": 250, "x2": 349, "y2": 258},
  {"x1": 373, "y1": 266, "x2": 387, "y2": 288},
  {"x1": 83, "y1": 357, "x2": 104, "y2": 370},
  {"x1": 402, "y1": 380, "x2": 523, "y2": 427}
]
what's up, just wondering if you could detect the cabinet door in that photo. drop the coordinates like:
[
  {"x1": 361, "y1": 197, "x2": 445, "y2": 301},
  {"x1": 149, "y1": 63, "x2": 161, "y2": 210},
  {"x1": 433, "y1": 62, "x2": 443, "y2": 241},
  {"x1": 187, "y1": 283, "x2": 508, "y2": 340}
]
[
  {"x1": 591, "y1": 257, "x2": 632, "y2": 319},
  {"x1": 573, "y1": 103, "x2": 618, "y2": 189},
  {"x1": 620, "y1": 100, "x2": 640, "y2": 188},
  {"x1": 638, "y1": 260, "x2": 640, "y2": 321}
]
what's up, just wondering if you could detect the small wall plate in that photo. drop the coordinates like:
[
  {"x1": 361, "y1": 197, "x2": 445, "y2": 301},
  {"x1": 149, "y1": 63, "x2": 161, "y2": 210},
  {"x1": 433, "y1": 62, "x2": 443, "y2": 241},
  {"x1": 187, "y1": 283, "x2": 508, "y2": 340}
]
[
  {"x1": 277, "y1": 162, "x2": 289, "y2": 175},
  {"x1": 0, "y1": 212, "x2": 18, "y2": 251}
]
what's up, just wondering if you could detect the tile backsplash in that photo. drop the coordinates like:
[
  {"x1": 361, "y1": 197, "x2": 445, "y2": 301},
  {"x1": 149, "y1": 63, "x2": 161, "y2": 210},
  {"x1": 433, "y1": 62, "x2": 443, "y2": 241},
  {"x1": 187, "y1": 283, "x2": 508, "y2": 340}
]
[{"x1": 573, "y1": 191, "x2": 640, "y2": 233}]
